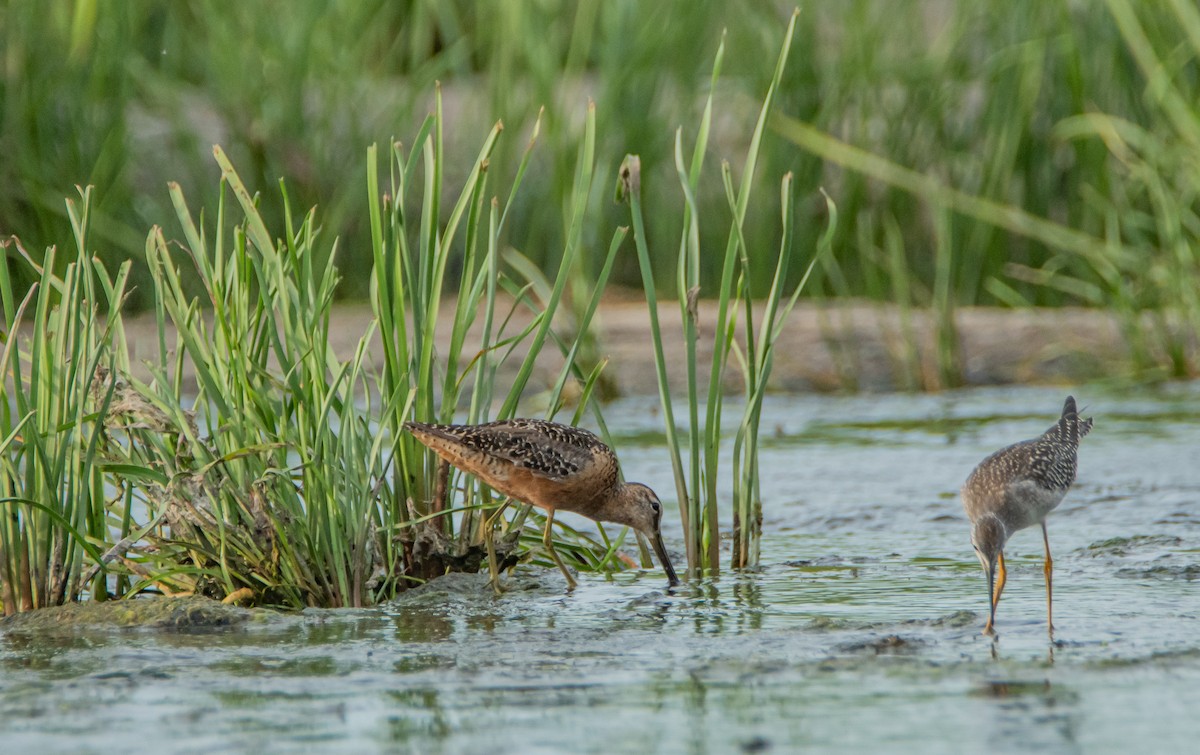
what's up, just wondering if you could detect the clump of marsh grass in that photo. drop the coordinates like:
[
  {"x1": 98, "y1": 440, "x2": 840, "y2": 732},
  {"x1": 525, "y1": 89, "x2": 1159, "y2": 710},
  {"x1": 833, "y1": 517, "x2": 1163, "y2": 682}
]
[
  {"x1": 86, "y1": 147, "x2": 398, "y2": 608},
  {"x1": 618, "y1": 11, "x2": 836, "y2": 576},
  {"x1": 87, "y1": 94, "x2": 646, "y2": 607}
]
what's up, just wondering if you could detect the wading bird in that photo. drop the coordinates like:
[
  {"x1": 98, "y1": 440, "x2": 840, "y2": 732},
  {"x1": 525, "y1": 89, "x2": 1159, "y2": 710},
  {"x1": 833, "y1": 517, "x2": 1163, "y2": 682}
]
[
  {"x1": 961, "y1": 396, "x2": 1092, "y2": 637},
  {"x1": 405, "y1": 418, "x2": 680, "y2": 591}
]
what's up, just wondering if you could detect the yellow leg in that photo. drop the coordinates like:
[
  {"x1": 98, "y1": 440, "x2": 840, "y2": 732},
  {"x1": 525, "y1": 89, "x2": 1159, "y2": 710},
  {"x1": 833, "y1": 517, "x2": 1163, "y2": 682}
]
[
  {"x1": 483, "y1": 500, "x2": 511, "y2": 596},
  {"x1": 542, "y1": 508, "x2": 577, "y2": 590},
  {"x1": 1042, "y1": 522, "x2": 1054, "y2": 635},
  {"x1": 984, "y1": 551, "x2": 1007, "y2": 636}
]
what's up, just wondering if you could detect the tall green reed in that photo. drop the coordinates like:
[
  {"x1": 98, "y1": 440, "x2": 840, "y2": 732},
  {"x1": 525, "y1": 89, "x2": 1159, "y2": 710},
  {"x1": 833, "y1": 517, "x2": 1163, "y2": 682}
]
[
  {"x1": 619, "y1": 11, "x2": 835, "y2": 576},
  {"x1": 1, "y1": 189, "x2": 133, "y2": 615}
]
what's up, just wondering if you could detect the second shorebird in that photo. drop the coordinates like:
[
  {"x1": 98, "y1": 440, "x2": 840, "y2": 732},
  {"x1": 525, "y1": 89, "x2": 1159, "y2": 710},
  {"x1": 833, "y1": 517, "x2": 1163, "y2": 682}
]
[
  {"x1": 405, "y1": 418, "x2": 680, "y2": 590},
  {"x1": 961, "y1": 396, "x2": 1093, "y2": 637}
]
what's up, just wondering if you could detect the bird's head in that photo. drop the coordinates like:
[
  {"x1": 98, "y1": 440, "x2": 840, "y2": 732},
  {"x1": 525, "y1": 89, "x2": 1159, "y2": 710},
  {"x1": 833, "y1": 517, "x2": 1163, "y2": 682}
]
[
  {"x1": 616, "y1": 482, "x2": 680, "y2": 587},
  {"x1": 970, "y1": 513, "x2": 1007, "y2": 573}
]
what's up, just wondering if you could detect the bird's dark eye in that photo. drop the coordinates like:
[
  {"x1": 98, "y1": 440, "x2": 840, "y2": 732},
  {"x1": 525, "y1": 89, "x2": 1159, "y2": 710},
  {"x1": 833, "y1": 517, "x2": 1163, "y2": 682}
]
[{"x1": 650, "y1": 500, "x2": 661, "y2": 514}]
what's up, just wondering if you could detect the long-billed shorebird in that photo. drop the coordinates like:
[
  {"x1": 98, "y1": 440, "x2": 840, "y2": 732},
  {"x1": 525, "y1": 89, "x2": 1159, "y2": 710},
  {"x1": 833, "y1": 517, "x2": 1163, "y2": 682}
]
[
  {"x1": 961, "y1": 396, "x2": 1093, "y2": 637},
  {"x1": 405, "y1": 418, "x2": 680, "y2": 590}
]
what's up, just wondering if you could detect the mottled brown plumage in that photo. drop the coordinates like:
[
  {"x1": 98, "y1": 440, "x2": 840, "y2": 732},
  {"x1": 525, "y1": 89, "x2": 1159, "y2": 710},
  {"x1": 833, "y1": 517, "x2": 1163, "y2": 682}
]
[
  {"x1": 405, "y1": 418, "x2": 679, "y2": 589},
  {"x1": 961, "y1": 396, "x2": 1093, "y2": 637}
]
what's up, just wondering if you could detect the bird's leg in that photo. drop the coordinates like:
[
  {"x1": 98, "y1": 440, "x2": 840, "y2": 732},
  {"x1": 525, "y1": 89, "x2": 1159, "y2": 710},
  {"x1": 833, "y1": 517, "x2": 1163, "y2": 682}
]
[
  {"x1": 1042, "y1": 521, "x2": 1054, "y2": 635},
  {"x1": 433, "y1": 459, "x2": 450, "y2": 515},
  {"x1": 984, "y1": 551, "x2": 1007, "y2": 636},
  {"x1": 483, "y1": 499, "x2": 511, "y2": 596},
  {"x1": 542, "y1": 508, "x2": 577, "y2": 591}
]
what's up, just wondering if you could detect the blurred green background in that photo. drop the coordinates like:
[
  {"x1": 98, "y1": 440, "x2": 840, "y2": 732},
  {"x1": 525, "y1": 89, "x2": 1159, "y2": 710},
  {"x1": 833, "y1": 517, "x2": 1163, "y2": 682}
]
[{"x1": 2, "y1": 0, "x2": 1197, "y2": 337}]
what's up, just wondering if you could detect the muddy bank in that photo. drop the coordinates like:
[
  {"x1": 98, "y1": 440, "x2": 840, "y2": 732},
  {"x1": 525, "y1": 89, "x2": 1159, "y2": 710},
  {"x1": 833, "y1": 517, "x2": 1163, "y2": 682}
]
[
  {"x1": 116, "y1": 299, "x2": 1161, "y2": 397},
  {"x1": 0, "y1": 596, "x2": 265, "y2": 633}
]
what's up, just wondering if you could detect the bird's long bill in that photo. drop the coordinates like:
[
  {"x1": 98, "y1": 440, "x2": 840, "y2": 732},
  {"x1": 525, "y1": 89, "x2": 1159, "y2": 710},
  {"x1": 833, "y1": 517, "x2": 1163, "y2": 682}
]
[{"x1": 652, "y1": 530, "x2": 680, "y2": 587}]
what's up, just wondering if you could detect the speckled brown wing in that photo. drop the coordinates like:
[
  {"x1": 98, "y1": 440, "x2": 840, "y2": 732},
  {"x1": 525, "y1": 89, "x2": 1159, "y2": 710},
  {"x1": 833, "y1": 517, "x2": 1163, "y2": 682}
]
[
  {"x1": 465, "y1": 419, "x2": 617, "y2": 487},
  {"x1": 405, "y1": 419, "x2": 620, "y2": 492},
  {"x1": 963, "y1": 439, "x2": 1037, "y2": 503},
  {"x1": 962, "y1": 396, "x2": 1091, "y2": 530}
]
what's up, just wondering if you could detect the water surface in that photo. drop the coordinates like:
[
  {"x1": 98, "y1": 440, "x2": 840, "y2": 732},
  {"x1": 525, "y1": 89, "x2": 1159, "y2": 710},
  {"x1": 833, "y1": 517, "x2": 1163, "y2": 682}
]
[{"x1": 3, "y1": 385, "x2": 1198, "y2": 753}]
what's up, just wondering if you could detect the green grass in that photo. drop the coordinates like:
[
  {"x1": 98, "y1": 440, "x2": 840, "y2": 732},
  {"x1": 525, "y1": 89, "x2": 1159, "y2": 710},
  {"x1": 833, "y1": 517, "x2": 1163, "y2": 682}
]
[
  {"x1": 5, "y1": 1, "x2": 1199, "y2": 365},
  {"x1": 774, "y1": 0, "x2": 1200, "y2": 380}
]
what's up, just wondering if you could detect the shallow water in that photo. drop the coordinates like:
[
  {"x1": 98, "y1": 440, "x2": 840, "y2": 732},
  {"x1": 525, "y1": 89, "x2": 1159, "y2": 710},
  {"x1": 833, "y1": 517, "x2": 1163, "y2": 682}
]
[{"x1": 3, "y1": 385, "x2": 1199, "y2": 753}]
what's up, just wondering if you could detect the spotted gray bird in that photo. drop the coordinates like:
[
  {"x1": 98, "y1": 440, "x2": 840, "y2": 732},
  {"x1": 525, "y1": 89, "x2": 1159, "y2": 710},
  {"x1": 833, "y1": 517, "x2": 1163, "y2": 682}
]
[
  {"x1": 961, "y1": 396, "x2": 1093, "y2": 636},
  {"x1": 405, "y1": 418, "x2": 679, "y2": 590}
]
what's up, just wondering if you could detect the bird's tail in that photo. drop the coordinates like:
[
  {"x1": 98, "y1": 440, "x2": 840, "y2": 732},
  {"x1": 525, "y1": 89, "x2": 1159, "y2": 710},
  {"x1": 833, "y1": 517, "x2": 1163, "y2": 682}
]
[
  {"x1": 404, "y1": 420, "x2": 458, "y2": 445},
  {"x1": 1055, "y1": 395, "x2": 1093, "y2": 444}
]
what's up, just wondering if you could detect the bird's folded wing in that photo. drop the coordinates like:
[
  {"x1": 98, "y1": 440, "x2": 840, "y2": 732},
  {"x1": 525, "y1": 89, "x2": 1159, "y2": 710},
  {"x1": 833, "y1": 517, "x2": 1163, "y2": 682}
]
[{"x1": 468, "y1": 423, "x2": 595, "y2": 482}]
